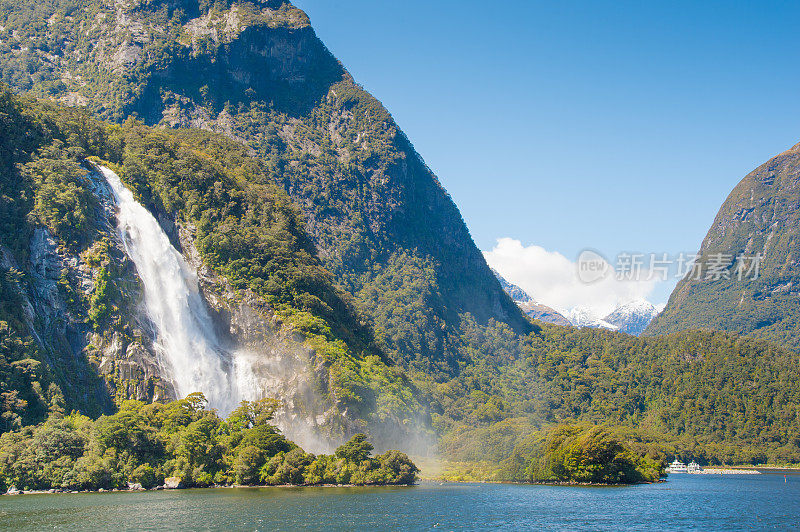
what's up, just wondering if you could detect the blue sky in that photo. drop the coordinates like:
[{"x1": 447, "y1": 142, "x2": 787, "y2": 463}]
[{"x1": 293, "y1": 0, "x2": 800, "y2": 309}]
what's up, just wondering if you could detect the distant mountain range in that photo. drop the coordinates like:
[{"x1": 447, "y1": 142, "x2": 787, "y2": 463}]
[
  {"x1": 492, "y1": 270, "x2": 571, "y2": 326},
  {"x1": 564, "y1": 307, "x2": 618, "y2": 330},
  {"x1": 565, "y1": 300, "x2": 661, "y2": 336},
  {"x1": 603, "y1": 300, "x2": 662, "y2": 336},
  {"x1": 492, "y1": 270, "x2": 660, "y2": 335}
]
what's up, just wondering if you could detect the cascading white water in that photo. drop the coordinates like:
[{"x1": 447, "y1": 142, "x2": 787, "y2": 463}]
[
  {"x1": 100, "y1": 166, "x2": 255, "y2": 413},
  {"x1": 96, "y1": 165, "x2": 337, "y2": 452}
]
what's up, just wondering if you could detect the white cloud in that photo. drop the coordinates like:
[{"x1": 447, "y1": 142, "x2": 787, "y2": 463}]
[{"x1": 484, "y1": 238, "x2": 659, "y2": 318}]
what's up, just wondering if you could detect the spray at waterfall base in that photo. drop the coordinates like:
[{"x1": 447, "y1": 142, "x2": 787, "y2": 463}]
[{"x1": 97, "y1": 164, "x2": 432, "y2": 455}]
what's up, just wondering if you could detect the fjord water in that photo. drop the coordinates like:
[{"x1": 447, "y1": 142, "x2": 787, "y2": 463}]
[
  {"x1": 101, "y1": 166, "x2": 256, "y2": 413},
  {"x1": 1, "y1": 474, "x2": 798, "y2": 530}
]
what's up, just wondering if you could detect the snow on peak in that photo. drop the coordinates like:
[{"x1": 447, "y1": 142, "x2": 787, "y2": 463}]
[
  {"x1": 565, "y1": 307, "x2": 619, "y2": 330},
  {"x1": 603, "y1": 299, "x2": 661, "y2": 336},
  {"x1": 565, "y1": 299, "x2": 662, "y2": 336}
]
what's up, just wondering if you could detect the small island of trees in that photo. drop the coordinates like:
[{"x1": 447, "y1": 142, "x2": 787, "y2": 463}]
[{"x1": 0, "y1": 394, "x2": 419, "y2": 492}]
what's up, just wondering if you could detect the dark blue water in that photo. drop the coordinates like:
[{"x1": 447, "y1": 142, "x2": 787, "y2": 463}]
[{"x1": 0, "y1": 473, "x2": 798, "y2": 530}]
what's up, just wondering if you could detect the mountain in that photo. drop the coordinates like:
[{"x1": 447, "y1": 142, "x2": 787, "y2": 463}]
[
  {"x1": 562, "y1": 300, "x2": 659, "y2": 336},
  {"x1": 491, "y1": 269, "x2": 571, "y2": 326},
  {"x1": 646, "y1": 142, "x2": 800, "y2": 349},
  {"x1": 565, "y1": 307, "x2": 618, "y2": 330},
  {"x1": 0, "y1": 0, "x2": 531, "y2": 383},
  {"x1": 0, "y1": 87, "x2": 429, "y2": 449},
  {"x1": 603, "y1": 299, "x2": 660, "y2": 336},
  {"x1": 3, "y1": 1, "x2": 800, "y2": 466}
]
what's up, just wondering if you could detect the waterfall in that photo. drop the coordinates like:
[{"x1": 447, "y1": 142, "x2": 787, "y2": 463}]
[{"x1": 100, "y1": 166, "x2": 252, "y2": 414}]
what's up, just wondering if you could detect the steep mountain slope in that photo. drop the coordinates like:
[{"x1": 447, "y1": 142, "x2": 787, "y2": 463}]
[
  {"x1": 3, "y1": 1, "x2": 800, "y2": 465},
  {"x1": 492, "y1": 269, "x2": 571, "y2": 326},
  {"x1": 0, "y1": 87, "x2": 423, "y2": 448},
  {"x1": 603, "y1": 299, "x2": 660, "y2": 336},
  {"x1": 646, "y1": 142, "x2": 800, "y2": 349},
  {"x1": 0, "y1": 0, "x2": 531, "y2": 380}
]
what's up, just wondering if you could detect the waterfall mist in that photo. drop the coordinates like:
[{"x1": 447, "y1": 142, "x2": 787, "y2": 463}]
[
  {"x1": 101, "y1": 166, "x2": 258, "y2": 414},
  {"x1": 100, "y1": 166, "x2": 338, "y2": 453}
]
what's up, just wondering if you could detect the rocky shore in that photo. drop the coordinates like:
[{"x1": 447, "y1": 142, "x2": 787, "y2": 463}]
[
  {"x1": 5, "y1": 476, "x2": 187, "y2": 495},
  {"x1": 3, "y1": 481, "x2": 412, "y2": 496},
  {"x1": 694, "y1": 468, "x2": 760, "y2": 475}
]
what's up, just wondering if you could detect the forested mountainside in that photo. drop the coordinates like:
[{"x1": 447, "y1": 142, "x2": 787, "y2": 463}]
[
  {"x1": 440, "y1": 320, "x2": 800, "y2": 466},
  {"x1": 3, "y1": 88, "x2": 800, "y2": 465},
  {"x1": 0, "y1": 0, "x2": 530, "y2": 380},
  {"x1": 2, "y1": 1, "x2": 800, "y2": 467},
  {"x1": 0, "y1": 86, "x2": 424, "y2": 447},
  {"x1": 647, "y1": 142, "x2": 800, "y2": 350}
]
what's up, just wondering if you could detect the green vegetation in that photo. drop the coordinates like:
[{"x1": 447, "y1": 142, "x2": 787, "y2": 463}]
[
  {"x1": 440, "y1": 423, "x2": 664, "y2": 484},
  {"x1": 432, "y1": 321, "x2": 800, "y2": 467},
  {"x1": 521, "y1": 424, "x2": 663, "y2": 484},
  {"x1": 647, "y1": 143, "x2": 800, "y2": 351},
  {"x1": 0, "y1": 394, "x2": 418, "y2": 491},
  {"x1": 1, "y1": 0, "x2": 800, "y2": 474},
  {"x1": 0, "y1": 85, "x2": 77, "y2": 429},
  {"x1": 0, "y1": 83, "x2": 422, "y2": 431}
]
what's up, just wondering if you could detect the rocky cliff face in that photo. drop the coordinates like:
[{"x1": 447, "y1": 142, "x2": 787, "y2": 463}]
[
  {"x1": 0, "y1": 168, "x2": 170, "y2": 416},
  {"x1": 174, "y1": 222, "x2": 357, "y2": 450},
  {"x1": 0, "y1": 0, "x2": 530, "y2": 378},
  {"x1": 646, "y1": 142, "x2": 800, "y2": 349}
]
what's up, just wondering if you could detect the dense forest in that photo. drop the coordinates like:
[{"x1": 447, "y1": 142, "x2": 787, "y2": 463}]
[
  {"x1": 436, "y1": 321, "x2": 800, "y2": 466},
  {"x1": 0, "y1": 394, "x2": 418, "y2": 491},
  {"x1": 3, "y1": 86, "x2": 800, "y2": 469},
  {"x1": 0, "y1": 0, "x2": 799, "y2": 475}
]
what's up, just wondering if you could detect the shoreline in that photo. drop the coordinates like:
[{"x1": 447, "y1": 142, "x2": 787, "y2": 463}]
[
  {"x1": 418, "y1": 478, "x2": 665, "y2": 487},
  {"x1": 7, "y1": 466, "x2": 795, "y2": 496},
  {"x1": 3, "y1": 483, "x2": 417, "y2": 496},
  {"x1": 2, "y1": 480, "x2": 662, "y2": 495}
]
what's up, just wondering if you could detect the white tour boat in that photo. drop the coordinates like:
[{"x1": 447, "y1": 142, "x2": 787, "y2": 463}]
[{"x1": 666, "y1": 459, "x2": 688, "y2": 473}]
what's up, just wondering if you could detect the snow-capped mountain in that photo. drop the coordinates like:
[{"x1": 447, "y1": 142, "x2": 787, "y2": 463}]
[
  {"x1": 565, "y1": 307, "x2": 618, "y2": 330},
  {"x1": 602, "y1": 299, "x2": 661, "y2": 336},
  {"x1": 492, "y1": 269, "x2": 571, "y2": 326},
  {"x1": 565, "y1": 300, "x2": 661, "y2": 336},
  {"x1": 492, "y1": 268, "x2": 661, "y2": 334}
]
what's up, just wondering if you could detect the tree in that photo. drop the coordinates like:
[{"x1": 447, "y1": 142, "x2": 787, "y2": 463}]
[
  {"x1": 335, "y1": 433, "x2": 373, "y2": 462},
  {"x1": 227, "y1": 398, "x2": 281, "y2": 429}
]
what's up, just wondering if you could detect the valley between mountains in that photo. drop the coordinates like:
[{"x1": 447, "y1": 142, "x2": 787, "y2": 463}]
[{"x1": 0, "y1": 0, "x2": 799, "y2": 489}]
